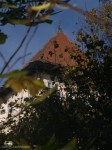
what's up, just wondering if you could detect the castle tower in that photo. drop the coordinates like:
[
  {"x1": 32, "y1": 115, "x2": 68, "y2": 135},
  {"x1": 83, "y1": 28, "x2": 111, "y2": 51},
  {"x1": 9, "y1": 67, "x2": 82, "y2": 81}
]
[
  {"x1": 0, "y1": 32, "x2": 87, "y2": 125},
  {"x1": 25, "y1": 32, "x2": 86, "y2": 68}
]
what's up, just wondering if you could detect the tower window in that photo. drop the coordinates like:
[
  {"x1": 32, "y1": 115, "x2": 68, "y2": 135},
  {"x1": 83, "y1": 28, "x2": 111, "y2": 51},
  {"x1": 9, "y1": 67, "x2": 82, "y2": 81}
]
[
  {"x1": 48, "y1": 51, "x2": 54, "y2": 57},
  {"x1": 59, "y1": 54, "x2": 63, "y2": 58},
  {"x1": 54, "y1": 41, "x2": 59, "y2": 48},
  {"x1": 40, "y1": 55, "x2": 44, "y2": 59},
  {"x1": 48, "y1": 81, "x2": 53, "y2": 88},
  {"x1": 64, "y1": 46, "x2": 69, "y2": 52}
]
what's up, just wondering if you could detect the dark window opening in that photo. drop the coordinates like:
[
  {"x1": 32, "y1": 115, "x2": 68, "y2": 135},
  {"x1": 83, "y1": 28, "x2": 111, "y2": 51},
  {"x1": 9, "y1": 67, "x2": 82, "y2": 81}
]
[
  {"x1": 48, "y1": 81, "x2": 53, "y2": 88},
  {"x1": 54, "y1": 40, "x2": 59, "y2": 48},
  {"x1": 59, "y1": 54, "x2": 63, "y2": 58},
  {"x1": 64, "y1": 46, "x2": 69, "y2": 52},
  {"x1": 40, "y1": 55, "x2": 44, "y2": 59},
  {"x1": 48, "y1": 51, "x2": 54, "y2": 57}
]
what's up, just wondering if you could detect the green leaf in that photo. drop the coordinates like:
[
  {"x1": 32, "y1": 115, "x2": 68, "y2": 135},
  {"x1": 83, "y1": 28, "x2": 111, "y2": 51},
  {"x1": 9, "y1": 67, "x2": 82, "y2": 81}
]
[
  {"x1": 45, "y1": 19, "x2": 53, "y2": 24},
  {"x1": 1, "y1": 70, "x2": 45, "y2": 95},
  {"x1": 0, "y1": 31, "x2": 7, "y2": 44},
  {"x1": 30, "y1": 87, "x2": 56, "y2": 105},
  {"x1": 85, "y1": 136, "x2": 97, "y2": 149},
  {"x1": 42, "y1": 135, "x2": 57, "y2": 150},
  {"x1": 38, "y1": 19, "x2": 53, "y2": 24},
  {"x1": 5, "y1": 76, "x2": 45, "y2": 95},
  {"x1": 0, "y1": 70, "x2": 28, "y2": 79},
  {"x1": 39, "y1": 15, "x2": 50, "y2": 22},
  {"x1": 8, "y1": 19, "x2": 29, "y2": 25},
  {"x1": 77, "y1": 71, "x2": 84, "y2": 76},
  {"x1": 61, "y1": 138, "x2": 77, "y2": 150},
  {"x1": 1, "y1": 4, "x2": 17, "y2": 9},
  {"x1": 31, "y1": 3, "x2": 51, "y2": 11},
  {"x1": 13, "y1": 139, "x2": 32, "y2": 150}
]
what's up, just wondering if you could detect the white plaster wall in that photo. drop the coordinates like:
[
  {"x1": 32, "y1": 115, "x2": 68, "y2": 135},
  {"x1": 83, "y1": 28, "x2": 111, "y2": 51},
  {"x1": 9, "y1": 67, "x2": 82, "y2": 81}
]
[
  {"x1": 0, "y1": 73, "x2": 70, "y2": 125},
  {"x1": 0, "y1": 103, "x2": 9, "y2": 122},
  {"x1": 0, "y1": 89, "x2": 30, "y2": 123}
]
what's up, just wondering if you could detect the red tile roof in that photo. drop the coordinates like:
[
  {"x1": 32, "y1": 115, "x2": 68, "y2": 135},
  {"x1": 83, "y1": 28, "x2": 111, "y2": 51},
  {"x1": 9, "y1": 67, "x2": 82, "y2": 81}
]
[{"x1": 27, "y1": 32, "x2": 87, "y2": 67}]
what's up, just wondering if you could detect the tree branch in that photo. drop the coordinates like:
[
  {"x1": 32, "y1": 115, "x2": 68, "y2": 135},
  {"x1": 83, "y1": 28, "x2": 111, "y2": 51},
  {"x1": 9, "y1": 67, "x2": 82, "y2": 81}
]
[{"x1": 0, "y1": 26, "x2": 31, "y2": 74}]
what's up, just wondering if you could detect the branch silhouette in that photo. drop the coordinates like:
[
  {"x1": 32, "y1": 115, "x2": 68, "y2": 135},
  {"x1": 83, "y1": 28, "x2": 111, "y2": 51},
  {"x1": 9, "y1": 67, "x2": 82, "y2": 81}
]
[{"x1": 0, "y1": 26, "x2": 31, "y2": 74}]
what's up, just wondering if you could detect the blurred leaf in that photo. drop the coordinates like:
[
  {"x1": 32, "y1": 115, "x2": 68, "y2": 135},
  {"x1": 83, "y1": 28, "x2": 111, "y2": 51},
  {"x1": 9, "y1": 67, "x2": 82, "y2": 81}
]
[
  {"x1": 61, "y1": 138, "x2": 77, "y2": 150},
  {"x1": 85, "y1": 136, "x2": 97, "y2": 149},
  {"x1": 0, "y1": 31, "x2": 7, "y2": 44},
  {"x1": 0, "y1": 70, "x2": 28, "y2": 78},
  {"x1": 8, "y1": 19, "x2": 29, "y2": 25},
  {"x1": 30, "y1": 87, "x2": 56, "y2": 105},
  {"x1": 45, "y1": 19, "x2": 53, "y2": 24},
  {"x1": 77, "y1": 71, "x2": 84, "y2": 76},
  {"x1": 42, "y1": 134, "x2": 57, "y2": 150},
  {"x1": 5, "y1": 76, "x2": 45, "y2": 95},
  {"x1": 1, "y1": 70, "x2": 45, "y2": 95},
  {"x1": 1, "y1": 4, "x2": 17, "y2": 9},
  {"x1": 31, "y1": 3, "x2": 51, "y2": 11},
  {"x1": 5, "y1": 78, "x2": 24, "y2": 92},
  {"x1": 18, "y1": 139, "x2": 31, "y2": 147},
  {"x1": 13, "y1": 139, "x2": 32, "y2": 150},
  {"x1": 39, "y1": 15, "x2": 50, "y2": 22}
]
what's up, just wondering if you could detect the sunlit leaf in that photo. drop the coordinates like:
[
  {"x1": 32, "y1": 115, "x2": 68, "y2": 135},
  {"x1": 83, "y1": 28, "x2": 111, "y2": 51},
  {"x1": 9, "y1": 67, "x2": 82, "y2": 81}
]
[
  {"x1": 0, "y1": 70, "x2": 28, "y2": 78},
  {"x1": 5, "y1": 77, "x2": 45, "y2": 95},
  {"x1": 31, "y1": 3, "x2": 51, "y2": 11},
  {"x1": 23, "y1": 77, "x2": 45, "y2": 95},
  {"x1": 8, "y1": 19, "x2": 29, "y2": 25},
  {"x1": 2, "y1": 70, "x2": 45, "y2": 95},
  {"x1": 39, "y1": 15, "x2": 50, "y2": 22},
  {"x1": 5, "y1": 78, "x2": 24, "y2": 93}
]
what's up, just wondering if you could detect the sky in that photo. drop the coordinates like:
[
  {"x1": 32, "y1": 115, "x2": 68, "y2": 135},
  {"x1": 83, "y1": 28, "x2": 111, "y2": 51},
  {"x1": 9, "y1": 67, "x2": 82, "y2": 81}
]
[{"x1": 0, "y1": 0, "x2": 100, "y2": 76}]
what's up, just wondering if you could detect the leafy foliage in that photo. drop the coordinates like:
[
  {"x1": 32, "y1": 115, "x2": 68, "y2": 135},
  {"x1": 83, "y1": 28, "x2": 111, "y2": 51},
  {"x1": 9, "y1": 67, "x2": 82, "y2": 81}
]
[
  {"x1": 0, "y1": 70, "x2": 45, "y2": 95},
  {"x1": 0, "y1": 0, "x2": 69, "y2": 45},
  {"x1": 87, "y1": 1, "x2": 112, "y2": 43},
  {"x1": 0, "y1": 1, "x2": 112, "y2": 150},
  {"x1": 2, "y1": 11, "x2": 111, "y2": 149}
]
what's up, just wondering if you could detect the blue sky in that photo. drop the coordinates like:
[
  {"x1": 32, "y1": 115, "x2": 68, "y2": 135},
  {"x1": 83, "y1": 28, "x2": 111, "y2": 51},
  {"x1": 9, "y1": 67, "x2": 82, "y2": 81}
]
[{"x1": 0, "y1": 0, "x2": 100, "y2": 74}]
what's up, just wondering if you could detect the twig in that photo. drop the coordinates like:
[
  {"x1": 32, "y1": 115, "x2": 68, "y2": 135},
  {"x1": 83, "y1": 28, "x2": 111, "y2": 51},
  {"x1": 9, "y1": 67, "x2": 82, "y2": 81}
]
[
  {"x1": 0, "y1": 51, "x2": 10, "y2": 70},
  {"x1": 8, "y1": 52, "x2": 32, "y2": 71},
  {"x1": 0, "y1": 26, "x2": 31, "y2": 75},
  {"x1": 23, "y1": 3, "x2": 45, "y2": 64},
  {"x1": 22, "y1": 26, "x2": 38, "y2": 64},
  {"x1": 57, "y1": 0, "x2": 106, "y2": 25}
]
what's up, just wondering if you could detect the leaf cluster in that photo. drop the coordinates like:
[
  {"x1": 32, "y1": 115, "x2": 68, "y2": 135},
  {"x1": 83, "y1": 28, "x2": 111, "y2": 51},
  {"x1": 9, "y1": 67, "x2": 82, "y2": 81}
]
[{"x1": 0, "y1": 70, "x2": 45, "y2": 95}]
